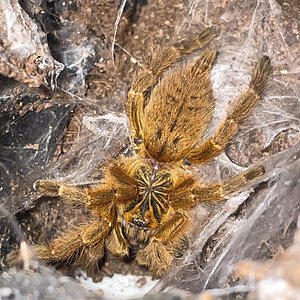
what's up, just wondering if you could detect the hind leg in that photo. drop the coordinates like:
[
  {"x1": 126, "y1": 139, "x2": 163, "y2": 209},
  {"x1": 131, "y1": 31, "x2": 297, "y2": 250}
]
[{"x1": 187, "y1": 56, "x2": 271, "y2": 164}]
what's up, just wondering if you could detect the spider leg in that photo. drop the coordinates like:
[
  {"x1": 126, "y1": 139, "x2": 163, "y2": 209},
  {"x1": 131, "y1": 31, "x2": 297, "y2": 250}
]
[
  {"x1": 191, "y1": 48, "x2": 218, "y2": 75},
  {"x1": 127, "y1": 27, "x2": 218, "y2": 151},
  {"x1": 192, "y1": 165, "x2": 264, "y2": 202},
  {"x1": 34, "y1": 179, "x2": 89, "y2": 205},
  {"x1": 34, "y1": 179, "x2": 119, "y2": 217},
  {"x1": 167, "y1": 166, "x2": 264, "y2": 212},
  {"x1": 35, "y1": 219, "x2": 111, "y2": 268},
  {"x1": 34, "y1": 161, "x2": 137, "y2": 262},
  {"x1": 34, "y1": 162, "x2": 138, "y2": 211},
  {"x1": 187, "y1": 56, "x2": 271, "y2": 164},
  {"x1": 136, "y1": 212, "x2": 189, "y2": 277}
]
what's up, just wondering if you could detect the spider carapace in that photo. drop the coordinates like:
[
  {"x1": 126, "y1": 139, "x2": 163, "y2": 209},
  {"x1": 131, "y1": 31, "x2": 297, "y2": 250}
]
[
  {"x1": 124, "y1": 164, "x2": 174, "y2": 231},
  {"x1": 33, "y1": 27, "x2": 271, "y2": 277}
]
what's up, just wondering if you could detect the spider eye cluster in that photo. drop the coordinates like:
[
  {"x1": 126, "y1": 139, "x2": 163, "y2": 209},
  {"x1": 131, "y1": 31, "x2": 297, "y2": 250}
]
[{"x1": 132, "y1": 218, "x2": 147, "y2": 228}]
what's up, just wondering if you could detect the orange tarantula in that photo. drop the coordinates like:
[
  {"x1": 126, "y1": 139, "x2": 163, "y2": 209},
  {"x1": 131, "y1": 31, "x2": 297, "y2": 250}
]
[{"x1": 34, "y1": 27, "x2": 271, "y2": 277}]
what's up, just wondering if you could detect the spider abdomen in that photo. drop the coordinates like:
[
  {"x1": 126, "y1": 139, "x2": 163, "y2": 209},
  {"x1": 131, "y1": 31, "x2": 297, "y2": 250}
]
[{"x1": 143, "y1": 65, "x2": 215, "y2": 162}]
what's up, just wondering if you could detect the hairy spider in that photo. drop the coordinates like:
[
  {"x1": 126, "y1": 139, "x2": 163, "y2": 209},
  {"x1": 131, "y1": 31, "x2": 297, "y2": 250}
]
[{"x1": 33, "y1": 27, "x2": 271, "y2": 277}]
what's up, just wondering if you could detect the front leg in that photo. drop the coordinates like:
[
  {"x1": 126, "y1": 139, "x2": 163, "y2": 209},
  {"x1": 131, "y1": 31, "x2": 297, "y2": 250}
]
[
  {"x1": 136, "y1": 213, "x2": 190, "y2": 277},
  {"x1": 34, "y1": 219, "x2": 111, "y2": 273},
  {"x1": 36, "y1": 220, "x2": 104, "y2": 261}
]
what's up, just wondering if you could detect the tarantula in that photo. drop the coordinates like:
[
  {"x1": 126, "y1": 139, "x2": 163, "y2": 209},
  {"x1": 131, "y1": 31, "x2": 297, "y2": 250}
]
[{"x1": 34, "y1": 27, "x2": 271, "y2": 277}]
